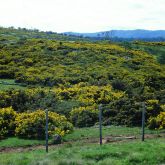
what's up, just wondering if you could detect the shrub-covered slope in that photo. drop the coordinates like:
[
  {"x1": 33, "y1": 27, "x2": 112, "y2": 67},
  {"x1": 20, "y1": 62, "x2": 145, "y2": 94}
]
[
  {"x1": 0, "y1": 28, "x2": 165, "y2": 128},
  {"x1": 1, "y1": 36, "x2": 165, "y2": 87}
]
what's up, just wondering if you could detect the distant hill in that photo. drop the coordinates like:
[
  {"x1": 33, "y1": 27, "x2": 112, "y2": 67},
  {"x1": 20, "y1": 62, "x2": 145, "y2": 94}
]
[
  {"x1": 63, "y1": 30, "x2": 165, "y2": 40},
  {"x1": 0, "y1": 27, "x2": 87, "y2": 42}
]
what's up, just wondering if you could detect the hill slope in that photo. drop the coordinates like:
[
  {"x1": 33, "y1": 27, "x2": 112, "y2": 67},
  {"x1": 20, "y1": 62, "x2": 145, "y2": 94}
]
[{"x1": 0, "y1": 27, "x2": 165, "y2": 127}]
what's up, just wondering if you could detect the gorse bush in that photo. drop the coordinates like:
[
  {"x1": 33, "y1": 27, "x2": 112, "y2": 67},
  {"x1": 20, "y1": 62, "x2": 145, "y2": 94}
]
[
  {"x1": 146, "y1": 99, "x2": 162, "y2": 119},
  {"x1": 148, "y1": 112, "x2": 165, "y2": 129},
  {"x1": 0, "y1": 107, "x2": 17, "y2": 138},
  {"x1": 54, "y1": 84, "x2": 125, "y2": 105},
  {"x1": 15, "y1": 110, "x2": 73, "y2": 139},
  {"x1": 0, "y1": 107, "x2": 73, "y2": 139}
]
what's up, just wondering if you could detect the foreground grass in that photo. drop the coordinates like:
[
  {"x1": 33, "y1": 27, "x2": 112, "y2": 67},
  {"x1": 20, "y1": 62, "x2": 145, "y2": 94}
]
[{"x1": 0, "y1": 138, "x2": 165, "y2": 165}]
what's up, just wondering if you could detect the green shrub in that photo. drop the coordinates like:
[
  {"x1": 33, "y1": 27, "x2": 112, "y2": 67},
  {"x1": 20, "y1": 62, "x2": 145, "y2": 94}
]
[
  {"x1": 0, "y1": 88, "x2": 57, "y2": 113},
  {"x1": 70, "y1": 106, "x2": 98, "y2": 127},
  {"x1": 15, "y1": 110, "x2": 73, "y2": 139},
  {"x1": 0, "y1": 107, "x2": 17, "y2": 138},
  {"x1": 111, "y1": 79, "x2": 126, "y2": 91}
]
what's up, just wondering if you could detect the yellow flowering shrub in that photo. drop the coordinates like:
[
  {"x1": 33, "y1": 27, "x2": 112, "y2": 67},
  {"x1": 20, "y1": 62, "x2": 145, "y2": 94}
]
[
  {"x1": 145, "y1": 99, "x2": 162, "y2": 118},
  {"x1": 15, "y1": 110, "x2": 73, "y2": 139},
  {"x1": 0, "y1": 107, "x2": 17, "y2": 139},
  {"x1": 158, "y1": 112, "x2": 165, "y2": 129},
  {"x1": 160, "y1": 104, "x2": 165, "y2": 111},
  {"x1": 54, "y1": 84, "x2": 125, "y2": 105},
  {"x1": 146, "y1": 99, "x2": 159, "y2": 111},
  {"x1": 147, "y1": 99, "x2": 159, "y2": 105},
  {"x1": 148, "y1": 112, "x2": 165, "y2": 129}
]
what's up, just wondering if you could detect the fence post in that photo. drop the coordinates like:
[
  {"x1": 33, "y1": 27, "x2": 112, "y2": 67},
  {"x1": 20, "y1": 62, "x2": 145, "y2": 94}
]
[
  {"x1": 46, "y1": 109, "x2": 48, "y2": 152},
  {"x1": 141, "y1": 102, "x2": 145, "y2": 142},
  {"x1": 99, "y1": 104, "x2": 102, "y2": 145}
]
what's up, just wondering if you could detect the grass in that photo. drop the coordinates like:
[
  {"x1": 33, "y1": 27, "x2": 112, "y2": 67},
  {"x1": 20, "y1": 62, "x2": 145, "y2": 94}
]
[
  {"x1": 0, "y1": 79, "x2": 26, "y2": 90},
  {"x1": 63, "y1": 126, "x2": 140, "y2": 142},
  {"x1": 0, "y1": 137, "x2": 46, "y2": 148},
  {"x1": 1, "y1": 126, "x2": 164, "y2": 148},
  {"x1": 63, "y1": 125, "x2": 164, "y2": 142},
  {"x1": 0, "y1": 138, "x2": 165, "y2": 165},
  {"x1": 0, "y1": 126, "x2": 164, "y2": 165}
]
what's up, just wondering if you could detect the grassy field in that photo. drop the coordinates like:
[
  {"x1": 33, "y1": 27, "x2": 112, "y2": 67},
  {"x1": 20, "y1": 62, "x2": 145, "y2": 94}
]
[
  {"x1": 63, "y1": 126, "x2": 140, "y2": 142},
  {"x1": 63, "y1": 126, "x2": 164, "y2": 142},
  {"x1": 0, "y1": 138, "x2": 165, "y2": 165},
  {"x1": 0, "y1": 126, "x2": 139, "y2": 148},
  {"x1": 0, "y1": 137, "x2": 46, "y2": 148},
  {"x1": 0, "y1": 79, "x2": 26, "y2": 90},
  {"x1": 0, "y1": 126, "x2": 164, "y2": 148},
  {"x1": 0, "y1": 126, "x2": 164, "y2": 165}
]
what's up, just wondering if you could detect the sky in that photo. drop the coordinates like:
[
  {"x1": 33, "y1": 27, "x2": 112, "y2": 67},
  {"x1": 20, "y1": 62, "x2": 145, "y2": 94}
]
[{"x1": 0, "y1": 0, "x2": 165, "y2": 33}]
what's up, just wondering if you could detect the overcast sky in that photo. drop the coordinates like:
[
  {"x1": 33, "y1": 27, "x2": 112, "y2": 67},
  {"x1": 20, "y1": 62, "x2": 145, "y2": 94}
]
[{"x1": 0, "y1": 0, "x2": 165, "y2": 32}]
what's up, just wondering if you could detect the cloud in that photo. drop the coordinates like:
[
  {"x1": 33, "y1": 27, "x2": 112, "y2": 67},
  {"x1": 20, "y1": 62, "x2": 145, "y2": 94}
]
[{"x1": 0, "y1": 0, "x2": 165, "y2": 32}]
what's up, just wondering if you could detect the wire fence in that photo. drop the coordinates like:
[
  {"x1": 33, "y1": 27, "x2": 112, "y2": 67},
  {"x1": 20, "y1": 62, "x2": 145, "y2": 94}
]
[
  {"x1": 0, "y1": 102, "x2": 165, "y2": 153},
  {"x1": 98, "y1": 103, "x2": 164, "y2": 145},
  {"x1": 67, "y1": 102, "x2": 165, "y2": 145}
]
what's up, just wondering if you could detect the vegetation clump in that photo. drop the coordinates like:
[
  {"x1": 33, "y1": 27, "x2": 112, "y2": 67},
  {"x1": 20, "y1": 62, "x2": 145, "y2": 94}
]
[
  {"x1": 0, "y1": 107, "x2": 73, "y2": 139},
  {"x1": 0, "y1": 107, "x2": 16, "y2": 138},
  {"x1": 0, "y1": 27, "x2": 165, "y2": 131},
  {"x1": 148, "y1": 112, "x2": 165, "y2": 129}
]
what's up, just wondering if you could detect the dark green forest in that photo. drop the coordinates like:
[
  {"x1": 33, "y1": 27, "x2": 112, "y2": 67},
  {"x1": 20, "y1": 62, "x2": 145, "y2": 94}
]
[{"x1": 0, "y1": 27, "x2": 165, "y2": 130}]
